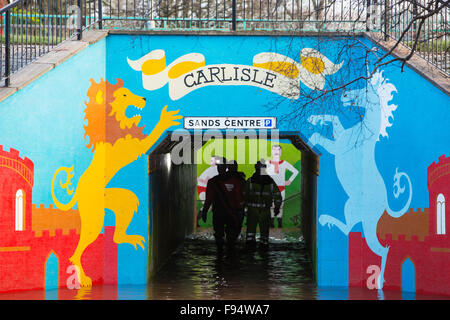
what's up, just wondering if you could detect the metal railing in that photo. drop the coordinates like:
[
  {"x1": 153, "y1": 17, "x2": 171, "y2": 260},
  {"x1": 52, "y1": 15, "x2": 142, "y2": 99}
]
[
  {"x1": 99, "y1": 0, "x2": 374, "y2": 32},
  {"x1": 0, "y1": 0, "x2": 100, "y2": 86},
  {"x1": 383, "y1": 0, "x2": 449, "y2": 75},
  {"x1": 1, "y1": 0, "x2": 448, "y2": 87}
]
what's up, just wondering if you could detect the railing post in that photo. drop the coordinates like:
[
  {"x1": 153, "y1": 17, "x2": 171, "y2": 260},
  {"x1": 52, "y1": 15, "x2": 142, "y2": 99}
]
[
  {"x1": 232, "y1": 0, "x2": 236, "y2": 31},
  {"x1": 366, "y1": 0, "x2": 371, "y2": 32},
  {"x1": 77, "y1": 0, "x2": 83, "y2": 40},
  {"x1": 4, "y1": 9, "x2": 10, "y2": 87},
  {"x1": 98, "y1": 0, "x2": 103, "y2": 30},
  {"x1": 384, "y1": 0, "x2": 389, "y2": 41}
]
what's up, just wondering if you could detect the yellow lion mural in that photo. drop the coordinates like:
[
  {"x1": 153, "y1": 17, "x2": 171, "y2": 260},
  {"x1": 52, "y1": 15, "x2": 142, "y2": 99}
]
[{"x1": 51, "y1": 78, "x2": 182, "y2": 287}]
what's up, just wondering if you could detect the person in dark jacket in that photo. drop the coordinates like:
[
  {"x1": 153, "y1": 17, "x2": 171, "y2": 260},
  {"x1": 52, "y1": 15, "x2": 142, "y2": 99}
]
[
  {"x1": 243, "y1": 160, "x2": 282, "y2": 249},
  {"x1": 227, "y1": 160, "x2": 246, "y2": 184},
  {"x1": 226, "y1": 160, "x2": 246, "y2": 240},
  {"x1": 200, "y1": 158, "x2": 244, "y2": 253}
]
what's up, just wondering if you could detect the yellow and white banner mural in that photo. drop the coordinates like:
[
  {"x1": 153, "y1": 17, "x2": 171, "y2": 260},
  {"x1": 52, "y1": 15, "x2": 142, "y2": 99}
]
[{"x1": 127, "y1": 48, "x2": 343, "y2": 100}]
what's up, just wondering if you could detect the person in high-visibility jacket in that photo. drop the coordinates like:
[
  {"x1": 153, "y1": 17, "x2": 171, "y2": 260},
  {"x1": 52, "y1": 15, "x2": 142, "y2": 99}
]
[{"x1": 243, "y1": 160, "x2": 282, "y2": 248}]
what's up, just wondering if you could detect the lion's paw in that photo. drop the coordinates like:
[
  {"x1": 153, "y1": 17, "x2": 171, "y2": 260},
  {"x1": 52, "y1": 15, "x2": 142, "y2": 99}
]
[
  {"x1": 159, "y1": 105, "x2": 182, "y2": 129},
  {"x1": 79, "y1": 274, "x2": 93, "y2": 287},
  {"x1": 121, "y1": 235, "x2": 146, "y2": 250}
]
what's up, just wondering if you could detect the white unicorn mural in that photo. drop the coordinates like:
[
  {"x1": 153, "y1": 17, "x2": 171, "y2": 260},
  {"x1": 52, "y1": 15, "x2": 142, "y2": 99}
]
[{"x1": 307, "y1": 70, "x2": 412, "y2": 289}]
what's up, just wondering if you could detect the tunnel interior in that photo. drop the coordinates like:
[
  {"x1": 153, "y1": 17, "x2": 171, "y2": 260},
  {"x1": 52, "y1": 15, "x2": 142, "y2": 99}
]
[{"x1": 147, "y1": 131, "x2": 319, "y2": 289}]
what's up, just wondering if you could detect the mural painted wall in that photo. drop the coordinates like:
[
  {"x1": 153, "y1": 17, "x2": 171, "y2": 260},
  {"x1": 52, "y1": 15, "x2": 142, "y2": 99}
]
[
  {"x1": 0, "y1": 37, "x2": 179, "y2": 291},
  {"x1": 0, "y1": 39, "x2": 108, "y2": 292},
  {"x1": 50, "y1": 78, "x2": 181, "y2": 287},
  {"x1": 106, "y1": 34, "x2": 449, "y2": 294},
  {"x1": 0, "y1": 33, "x2": 448, "y2": 296},
  {"x1": 349, "y1": 154, "x2": 450, "y2": 296}
]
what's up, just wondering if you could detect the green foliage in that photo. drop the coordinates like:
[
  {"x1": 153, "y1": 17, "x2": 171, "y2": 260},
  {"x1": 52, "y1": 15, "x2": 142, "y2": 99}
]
[
  {"x1": 11, "y1": 8, "x2": 41, "y2": 24},
  {"x1": 0, "y1": 33, "x2": 64, "y2": 45},
  {"x1": 406, "y1": 40, "x2": 449, "y2": 53}
]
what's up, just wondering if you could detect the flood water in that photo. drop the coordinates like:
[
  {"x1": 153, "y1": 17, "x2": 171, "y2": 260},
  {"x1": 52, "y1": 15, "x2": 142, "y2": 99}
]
[
  {"x1": 0, "y1": 228, "x2": 447, "y2": 300},
  {"x1": 148, "y1": 228, "x2": 315, "y2": 300}
]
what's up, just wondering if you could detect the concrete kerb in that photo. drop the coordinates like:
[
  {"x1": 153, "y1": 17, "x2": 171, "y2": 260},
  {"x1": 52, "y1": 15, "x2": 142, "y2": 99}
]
[
  {"x1": 1, "y1": 30, "x2": 448, "y2": 102},
  {"x1": 107, "y1": 29, "x2": 364, "y2": 38},
  {"x1": 0, "y1": 30, "x2": 109, "y2": 103},
  {"x1": 364, "y1": 32, "x2": 450, "y2": 96}
]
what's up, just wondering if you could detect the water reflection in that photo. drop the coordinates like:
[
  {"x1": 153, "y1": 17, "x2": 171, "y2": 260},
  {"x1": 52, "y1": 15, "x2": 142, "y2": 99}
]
[
  {"x1": 147, "y1": 231, "x2": 316, "y2": 300},
  {"x1": 74, "y1": 287, "x2": 93, "y2": 300},
  {"x1": 0, "y1": 229, "x2": 447, "y2": 300}
]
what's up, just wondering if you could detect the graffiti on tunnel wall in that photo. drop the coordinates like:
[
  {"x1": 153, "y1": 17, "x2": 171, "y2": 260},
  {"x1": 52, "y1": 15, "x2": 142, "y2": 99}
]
[{"x1": 0, "y1": 34, "x2": 448, "y2": 296}]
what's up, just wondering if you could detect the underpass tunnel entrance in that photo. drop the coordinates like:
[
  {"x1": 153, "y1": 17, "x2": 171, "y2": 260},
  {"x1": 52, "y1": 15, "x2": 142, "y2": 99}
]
[
  {"x1": 148, "y1": 135, "x2": 198, "y2": 278},
  {"x1": 148, "y1": 131, "x2": 319, "y2": 296}
]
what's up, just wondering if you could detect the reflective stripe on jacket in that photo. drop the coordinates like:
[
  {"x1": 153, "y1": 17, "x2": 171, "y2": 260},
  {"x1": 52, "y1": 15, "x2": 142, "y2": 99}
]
[{"x1": 243, "y1": 178, "x2": 282, "y2": 211}]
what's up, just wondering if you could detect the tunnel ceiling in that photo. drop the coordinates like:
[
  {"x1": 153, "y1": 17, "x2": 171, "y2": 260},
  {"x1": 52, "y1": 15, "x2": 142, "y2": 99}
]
[{"x1": 149, "y1": 132, "x2": 318, "y2": 156}]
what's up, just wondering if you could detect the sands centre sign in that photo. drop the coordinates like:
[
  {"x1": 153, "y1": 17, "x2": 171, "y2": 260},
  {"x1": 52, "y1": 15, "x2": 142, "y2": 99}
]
[{"x1": 184, "y1": 117, "x2": 277, "y2": 130}]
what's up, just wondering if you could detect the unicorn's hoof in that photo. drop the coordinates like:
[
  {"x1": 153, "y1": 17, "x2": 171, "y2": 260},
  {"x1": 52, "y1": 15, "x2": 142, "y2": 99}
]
[
  {"x1": 377, "y1": 275, "x2": 384, "y2": 289},
  {"x1": 307, "y1": 115, "x2": 317, "y2": 125},
  {"x1": 318, "y1": 215, "x2": 325, "y2": 226},
  {"x1": 319, "y1": 215, "x2": 329, "y2": 226}
]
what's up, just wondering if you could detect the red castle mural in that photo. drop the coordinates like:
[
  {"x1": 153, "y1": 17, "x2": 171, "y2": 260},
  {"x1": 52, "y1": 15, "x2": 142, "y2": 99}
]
[
  {"x1": 0, "y1": 145, "x2": 118, "y2": 293},
  {"x1": 349, "y1": 153, "x2": 450, "y2": 296}
]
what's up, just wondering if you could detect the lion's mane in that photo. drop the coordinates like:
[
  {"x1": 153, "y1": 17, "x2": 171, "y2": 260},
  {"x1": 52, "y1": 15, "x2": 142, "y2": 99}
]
[{"x1": 84, "y1": 78, "x2": 146, "y2": 152}]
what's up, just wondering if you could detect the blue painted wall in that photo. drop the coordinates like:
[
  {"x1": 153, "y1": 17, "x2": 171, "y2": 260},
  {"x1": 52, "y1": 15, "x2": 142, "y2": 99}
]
[{"x1": 0, "y1": 39, "x2": 105, "y2": 207}]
